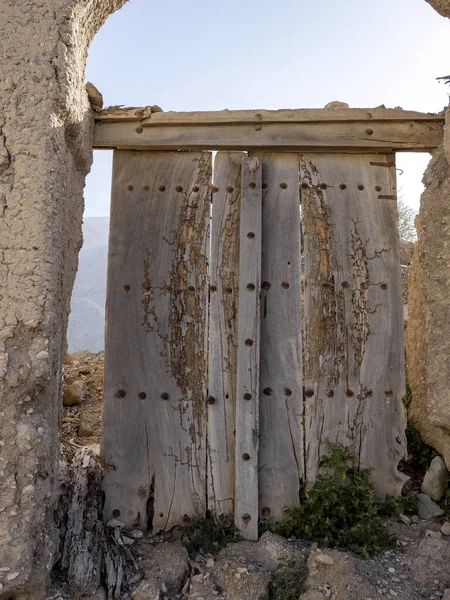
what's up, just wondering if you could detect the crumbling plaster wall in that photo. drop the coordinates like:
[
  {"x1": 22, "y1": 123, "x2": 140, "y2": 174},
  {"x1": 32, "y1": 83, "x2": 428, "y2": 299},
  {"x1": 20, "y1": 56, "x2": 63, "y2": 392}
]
[
  {"x1": 406, "y1": 107, "x2": 450, "y2": 465},
  {"x1": 0, "y1": 2, "x2": 127, "y2": 598},
  {"x1": 0, "y1": 0, "x2": 449, "y2": 598},
  {"x1": 406, "y1": 2, "x2": 450, "y2": 472}
]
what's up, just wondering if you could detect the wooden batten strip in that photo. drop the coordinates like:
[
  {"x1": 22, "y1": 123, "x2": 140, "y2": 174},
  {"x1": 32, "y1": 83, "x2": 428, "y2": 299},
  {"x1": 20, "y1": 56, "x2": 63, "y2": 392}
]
[
  {"x1": 95, "y1": 106, "x2": 443, "y2": 125},
  {"x1": 234, "y1": 156, "x2": 262, "y2": 541}
]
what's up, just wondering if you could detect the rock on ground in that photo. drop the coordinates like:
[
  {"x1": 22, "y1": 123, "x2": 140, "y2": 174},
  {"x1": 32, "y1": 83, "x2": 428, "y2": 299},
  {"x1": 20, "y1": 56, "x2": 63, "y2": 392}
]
[
  {"x1": 63, "y1": 380, "x2": 87, "y2": 407},
  {"x1": 421, "y1": 456, "x2": 448, "y2": 501},
  {"x1": 301, "y1": 549, "x2": 377, "y2": 600},
  {"x1": 130, "y1": 541, "x2": 189, "y2": 599},
  {"x1": 417, "y1": 493, "x2": 445, "y2": 519}
]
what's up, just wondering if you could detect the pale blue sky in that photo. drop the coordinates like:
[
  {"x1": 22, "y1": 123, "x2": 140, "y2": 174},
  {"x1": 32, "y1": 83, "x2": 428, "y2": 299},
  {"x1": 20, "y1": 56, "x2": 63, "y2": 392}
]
[{"x1": 84, "y1": 0, "x2": 450, "y2": 217}]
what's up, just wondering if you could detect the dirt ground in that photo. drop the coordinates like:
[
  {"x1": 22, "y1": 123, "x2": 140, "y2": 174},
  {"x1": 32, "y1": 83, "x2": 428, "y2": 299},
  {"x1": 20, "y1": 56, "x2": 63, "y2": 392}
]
[{"x1": 61, "y1": 350, "x2": 104, "y2": 457}]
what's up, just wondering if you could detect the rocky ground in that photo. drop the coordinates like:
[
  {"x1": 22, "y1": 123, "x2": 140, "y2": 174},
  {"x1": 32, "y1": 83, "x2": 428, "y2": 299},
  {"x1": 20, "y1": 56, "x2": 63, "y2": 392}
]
[{"x1": 50, "y1": 350, "x2": 450, "y2": 600}]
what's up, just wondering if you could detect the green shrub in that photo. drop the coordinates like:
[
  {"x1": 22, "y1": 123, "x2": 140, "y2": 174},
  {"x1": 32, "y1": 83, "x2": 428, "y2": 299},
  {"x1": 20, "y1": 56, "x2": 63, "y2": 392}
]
[
  {"x1": 180, "y1": 513, "x2": 241, "y2": 556},
  {"x1": 267, "y1": 557, "x2": 307, "y2": 600},
  {"x1": 261, "y1": 444, "x2": 404, "y2": 557}
]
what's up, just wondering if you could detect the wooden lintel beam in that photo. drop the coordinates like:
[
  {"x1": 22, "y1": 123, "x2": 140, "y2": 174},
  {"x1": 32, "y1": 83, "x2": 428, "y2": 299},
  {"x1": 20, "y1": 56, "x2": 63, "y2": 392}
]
[{"x1": 94, "y1": 120, "x2": 442, "y2": 153}]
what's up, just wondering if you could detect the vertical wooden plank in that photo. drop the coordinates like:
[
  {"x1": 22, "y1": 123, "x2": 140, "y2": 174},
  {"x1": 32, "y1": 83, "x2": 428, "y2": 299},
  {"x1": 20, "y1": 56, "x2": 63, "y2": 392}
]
[
  {"x1": 301, "y1": 153, "x2": 408, "y2": 497},
  {"x1": 253, "y1": 153, "x2": 304, "y2": 521},
  {"x1": 207, "y1": 153, "x2": 242, "y2": 516},
  {"x1": 101, "y1": 150, "x2": 211, "y2": 532},
  {"x1": 234, "y1": 156, "x2": 262, "y2": 540}
]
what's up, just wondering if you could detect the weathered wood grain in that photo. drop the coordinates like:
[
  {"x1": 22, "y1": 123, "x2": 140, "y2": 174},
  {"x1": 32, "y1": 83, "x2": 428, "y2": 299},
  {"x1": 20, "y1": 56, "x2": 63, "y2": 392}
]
[
  {"x1": 207, "y1": 152, "x2": 243, "y2": 516},
  {"x1": 234, "y1": 156, "x2": 262, "y2": 540},
  {"x1": 300, "y1": 153, "x2": 408, "y2": 497},
  {"x1": 93, "y1": 121, "x2": 442, "y2": 153},
  {"x1": 101, "y1": 150, "x2": 212, "y2": 532},
  {"x1": 253, "y1": 153, "x2": 304, "y2": 520},
  {"x1": 96, "y1": 106, "x2": 442, "y2": 125}
]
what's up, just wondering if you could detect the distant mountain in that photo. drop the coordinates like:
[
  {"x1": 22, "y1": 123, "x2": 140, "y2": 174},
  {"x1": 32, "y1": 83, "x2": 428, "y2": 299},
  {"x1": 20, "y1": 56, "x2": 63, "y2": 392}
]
[{"x1": 67, "y1": 217, "x2": 109, "y2": 353}]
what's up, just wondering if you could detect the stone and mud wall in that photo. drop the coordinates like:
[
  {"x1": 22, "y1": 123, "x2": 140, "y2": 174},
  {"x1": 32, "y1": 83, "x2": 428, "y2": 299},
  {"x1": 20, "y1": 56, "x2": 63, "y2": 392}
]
[{"x1": 0, "y1": 0, "x2": 449, "y2": 598}]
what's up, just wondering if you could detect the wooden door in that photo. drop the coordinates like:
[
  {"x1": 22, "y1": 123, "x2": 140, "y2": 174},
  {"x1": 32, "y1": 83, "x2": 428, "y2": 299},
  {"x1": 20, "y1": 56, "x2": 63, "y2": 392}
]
[
  {"x1": 101, "y1": 148, "x2": 407, "y2": 539},
  {"x1": 102, "y1": 151, "x2": 211, "y2": 532}
]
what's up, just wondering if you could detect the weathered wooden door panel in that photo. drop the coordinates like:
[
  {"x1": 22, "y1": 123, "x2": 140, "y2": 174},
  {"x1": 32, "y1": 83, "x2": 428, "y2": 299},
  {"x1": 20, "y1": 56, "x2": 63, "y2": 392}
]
[
  {"x1": 253, "y1": 153, "x2": 304, "y2": 520},
  {"x1": 207, "y1": 152, "x2": 243, "y2": 516},
  {"x1": 300, "y1": 153, "x2": 407, "y2": 497},
  {"x1": 102, "y1": 150, "x2": 212, "y2": 532},
  {"x1": 234, "y1": 157, "x2": 262, "y2": 540}
]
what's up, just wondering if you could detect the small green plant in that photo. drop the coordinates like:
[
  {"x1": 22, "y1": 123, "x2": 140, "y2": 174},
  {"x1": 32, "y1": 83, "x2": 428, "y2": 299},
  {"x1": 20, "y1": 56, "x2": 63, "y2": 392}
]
[
  {"x1": 267, "y1": 556, "x2": 307, "y2": 600},
  {"x1": 261, "y1": 444, "x2": 401, "y2": 557},
  {"x1": 180, "y1": 512, "x2": 242, "y2": 556}
]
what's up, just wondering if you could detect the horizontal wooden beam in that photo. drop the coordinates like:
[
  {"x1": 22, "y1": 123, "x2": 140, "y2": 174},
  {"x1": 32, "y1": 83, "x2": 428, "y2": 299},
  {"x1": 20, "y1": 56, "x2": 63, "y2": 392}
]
[{"x1": 93, "y1": 107, "x2": 443, "y2": 152}]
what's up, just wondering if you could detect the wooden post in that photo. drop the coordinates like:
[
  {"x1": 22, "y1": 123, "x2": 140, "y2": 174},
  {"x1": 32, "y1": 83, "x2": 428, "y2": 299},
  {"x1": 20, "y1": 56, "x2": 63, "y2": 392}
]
[
  {"x1": 234, "y1": 156, "x2": 262, "y2": 540},
  {"x1": 255, "y1": 153, "x2": 304, "y2": 520},
  {"x1": 207, "y1": 153, "x2": 242, "y2": 516}
]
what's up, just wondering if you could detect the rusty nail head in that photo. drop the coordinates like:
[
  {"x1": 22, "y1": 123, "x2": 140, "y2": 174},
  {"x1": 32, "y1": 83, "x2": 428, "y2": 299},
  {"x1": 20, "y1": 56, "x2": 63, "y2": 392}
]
[
  {"x1": 158, "y1": 184, "x2": 166, "y2": 192},
  {"x1": 247, "y1": 283, "x2": 255, "y2": 291},
  {"x1": 320, "y1": 183, "x2": 327, "y2": 190},
  {"x1": 346, "y1": 389, "x2": 354, "y2": 398},
  {"x1": 224, "y1": 286, "x2": 233, "y2": 294},
  {"x1": 244, "y1": 393, "x2": 252, "y2": 401},
  {"x1": 380, "y1": 282, "x2": 388, "y2": 290},
  {"x1": 326, "y1": 389, "x2": 334, "y2": 397},
  {"x1": 305, "y1": 389, "x2": 314, "y2": 398},
  {"x1": 262, "y1": 281, "x2": 271, "y2": 290},
  {"x1": 249, "y1": 182, "x2": 256, "y2": 190},
  {"x1": 284, "y1": 388, "x2": 292, "y2": 396},
  {"x1": 176, "y1": 185, "x2": 183, "y2": 192},
  {"x1": 280, "y1": 182, "x2": 288, "y2": 189},
  {"x1": 375, "y1": 185, "x2": 382, "y2": 192},
  {"x1": 211, "y1": 185, "x2": 218, "y2": 193},
  {"x1": 358, "y1": 184, "x2": 365, "y2": 191},
  {"x1": 384, "y1": 389, "x2": 393, "y2": 397},
  {"x1": 255, "y1": 113, "x2": 263, "y2": 121},
  {"x1": 193, "y1": 185, "x2": 200, "y2": 192},
  {"x1": 207, "y1": 396, "x2": 216, "y2": 405},
  {"x1": 242, "y1": 513, "x2": 251, "y2": 522},
  {"x1": 245, "y1": 338, "x2": 253, "y2": 346},
  {"x1": 262, "y1": 183, "x2": 268, "y2": 189},
  {"x1": 247, "y1": 232, "x2": 255, "y2": 239},
  {"x1": 242, "y1": 453, "x2": 250, "y2": 461},
  {"x1": 262, "y1": 507, "x2": 271, "y2": 517},
  {"x1": 281, "y1": 282, "x2": 290, "y2": 289},
  {"x1": 116, "y1": 390, "x2": 126, "y2": 399},
  {"x1": 263, "y1": 387, "x2": 273, "y2": 396},
  {"x1": 161, "y1": 393, "x2": 169, "y2": 401},
  {"x1": 340, "y1": 183, "x2": 347, "y2": 190},
  {"x1": 126, "y1": 184, "x2": 133, "y2": 192},
  {"x1": 210, "y1": 284, "x2": 217, "y2": 292},
  {"x1": 138, "y1": 392, "x2": 147, "y2": 400},
  {"x1": 143, "y1": 185, "x2": 149, "y2": 192},
  {"x1": 341, "y1": 281, "x2": 349, "y2": 289},
  {"x1": 188, "y1": 285, "x2": 195, "y2": 292},
  {"x1": 136, "y1": 127, "x2": 143, "y2": 134},
  {"x1": 365, "y1": 128, "x2": 374, "y2": 135},
  {"x1": 226, "y1": 185, "x2": 234, "y2": 193},
  {"x1": 122, "y1": 284, "x2": 130, "y2": 292},
  {"x1": 254, "y1": 124, "x2": 262, "y2": 131}
]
